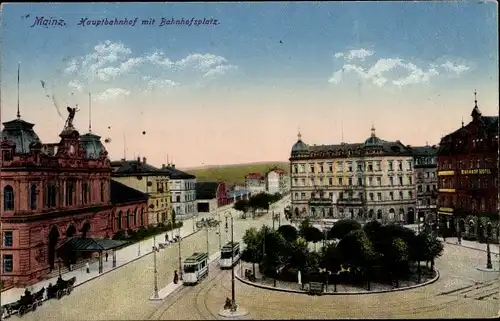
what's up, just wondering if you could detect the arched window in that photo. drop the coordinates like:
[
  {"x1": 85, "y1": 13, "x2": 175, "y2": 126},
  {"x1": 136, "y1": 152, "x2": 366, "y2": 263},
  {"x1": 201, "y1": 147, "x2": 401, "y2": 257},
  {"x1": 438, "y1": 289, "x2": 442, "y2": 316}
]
[
  {"x1": 100, "y1": 182, "x2": 105, "y2": 203},
  {"x1": 140, "y1": 208, "x2": 145, "y2": 226},
  {"x1": 126, "y1": 210, "x2": 131, "y2": 229},
  {"x1": 117, "y1": 211, "x2": 123, "y2": 230},
  {"x1": 30, "y1": 183, "x2": 37, "y2": 210},
  {"x1": 82, "y1": 183, "x2": 89, "y2": 204},
  {"x1": 377, "y1": 209, "x2": 382, "y2": 220},
  {"x1": 133, "y1": 208, "x2": 137, "y2": 226},
  {"x1": 368, "y1": 209, "x2": 374, "y2": 218},
  {"x1": 46, "y1": 182, "x2": 57, "y2": 208},
  {"x1": 3, "y1": 185, "x2": 14, "y2": 211}
]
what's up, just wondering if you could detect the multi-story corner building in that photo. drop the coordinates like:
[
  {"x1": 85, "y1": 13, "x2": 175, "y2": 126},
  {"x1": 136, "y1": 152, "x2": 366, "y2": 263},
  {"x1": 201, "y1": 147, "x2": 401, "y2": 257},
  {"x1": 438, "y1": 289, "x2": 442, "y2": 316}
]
[
  {"x1": 437, "y1": 94, "x2": 499, "y2": 240},
  {"x1": 245, "y1": 173, "x2": 266, "y2": 194},
  {"x1": 265, "y1": 167, "x2": 290, "y2": 195},
  {"x1": 412, "y1": 145, "x2": 438, "y2": 223},
  {"x1": 289, "y1": 128, "x2": 417, "y2": 223},
  {"x1": 160, "y1": 164, "x2": 197, "y2": 220},
  {"x1": 111, "y1": 158, "x2": 172, "y2": 225}
]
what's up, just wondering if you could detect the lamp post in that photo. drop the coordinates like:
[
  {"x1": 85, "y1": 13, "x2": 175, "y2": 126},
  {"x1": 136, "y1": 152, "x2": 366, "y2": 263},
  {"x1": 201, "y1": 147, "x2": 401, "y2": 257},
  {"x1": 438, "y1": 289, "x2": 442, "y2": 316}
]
[
  {"x1": 418, "y1": 216, "x2": 423, "y2": 234},
  {"x1": 178, "y1": 223, "x2": 182, "y2": 280},
  {"x1": 224, "y1": 211, "x2": 237, "y2": 312},
  {"x1": 486, "y1": 222, "x2": 492, "y2": 269},
  {"x1": 153, "y1": 235, "x2": 158, "y2": 299}
]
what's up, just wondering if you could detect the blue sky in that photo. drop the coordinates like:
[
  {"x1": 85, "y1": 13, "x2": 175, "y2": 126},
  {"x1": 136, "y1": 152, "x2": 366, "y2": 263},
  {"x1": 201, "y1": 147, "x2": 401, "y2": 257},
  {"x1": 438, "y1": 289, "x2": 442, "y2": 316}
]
[{"x1": 1, "y1": 2, "x2": 498, "y2": 167}]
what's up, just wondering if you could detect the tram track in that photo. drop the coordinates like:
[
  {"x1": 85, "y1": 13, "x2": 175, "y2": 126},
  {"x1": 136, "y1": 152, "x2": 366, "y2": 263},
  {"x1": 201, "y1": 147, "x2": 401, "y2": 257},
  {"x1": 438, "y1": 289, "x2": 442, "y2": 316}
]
[{"x1": 148, "y1": 262, "x2": 227, "y2": 320}]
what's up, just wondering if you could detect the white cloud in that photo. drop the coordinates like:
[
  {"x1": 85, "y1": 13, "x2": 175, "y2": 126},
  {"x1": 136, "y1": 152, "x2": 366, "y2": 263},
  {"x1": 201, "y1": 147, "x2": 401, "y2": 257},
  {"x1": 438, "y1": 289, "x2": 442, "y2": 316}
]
[
  {"x1": 143, "y1": 79, "x2": 179, "y2": 93},
  {"x1": 65, "y1": 41, "x2": 238, "y2": 95},
  {"x1": 96, "y1": 57, "x2": 144, "y2": 81},
  {"x1": 68, "y1": 80, "x2": 84, "y2": 92},
  {"x1": 328, "y1": 70, "x2": 343, "y2": 84},
  {"x1": 334, "y1": 48, "x2": 374, "y2": 61},
  {"x1": 94, "y1": 88, "x2": 130, "y2": 101},
  {"x1": 392, "y1": 65, "x2": 439, "y2": 87},
  {"x1": 203, "y1": 64, "x2": 238, "y2": 78},
  {"x1": 176, "y1": 53, "x2": 227, "y2": 71},
  {"x1": 328, "y1": 50, "x2": 461, "y2": 87},
  {"x1": 440, "y1": 61, "x2": 470, "y2": 76}
]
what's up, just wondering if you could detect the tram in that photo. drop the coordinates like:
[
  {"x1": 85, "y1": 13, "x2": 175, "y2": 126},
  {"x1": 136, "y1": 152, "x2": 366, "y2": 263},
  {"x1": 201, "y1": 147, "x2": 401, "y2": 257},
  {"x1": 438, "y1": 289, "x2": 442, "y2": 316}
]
[
  {"x1": 182, "y1": 252, "x2": 209, "y2": 285},
  {"x1": 219, "y1": 242, "x2": 241, "y2": 269}
]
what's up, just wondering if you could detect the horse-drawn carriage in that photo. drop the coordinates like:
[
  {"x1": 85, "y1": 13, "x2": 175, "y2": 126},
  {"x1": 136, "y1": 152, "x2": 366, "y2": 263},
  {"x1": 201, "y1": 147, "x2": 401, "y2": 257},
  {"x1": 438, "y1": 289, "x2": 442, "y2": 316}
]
[
  {"x1": 1, "y1": 287, "x2": 45, "y2": 318},
  {"x1": 47, "y1": 276, "x2": 77, "y2": 300}
]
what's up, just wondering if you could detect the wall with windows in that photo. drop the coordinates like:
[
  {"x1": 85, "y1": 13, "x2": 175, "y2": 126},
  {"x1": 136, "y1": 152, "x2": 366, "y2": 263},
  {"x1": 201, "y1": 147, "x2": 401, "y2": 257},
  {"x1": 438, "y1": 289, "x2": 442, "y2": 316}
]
[
  {"x1": 170, "y1": 178, "x2": 197, "y2": 220},
  {"x1": 112, "y1": 175, "x2": 171, "y2": 225},
  {"x1": 290, "y1": 155, "x2": 416, "y2": 223},
  {"x1": 112, "y1": 202, "x2": 148, "y2": 233}
]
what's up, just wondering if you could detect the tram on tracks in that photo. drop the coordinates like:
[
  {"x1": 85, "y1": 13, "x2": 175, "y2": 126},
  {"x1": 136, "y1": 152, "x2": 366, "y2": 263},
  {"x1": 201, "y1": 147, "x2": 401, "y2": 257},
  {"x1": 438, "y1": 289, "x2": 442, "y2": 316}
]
[
  {"x1": 182, "y1": 252, "x2": 209, "y2": 285},
  {"x1": 219, "y1": 241, "x2": 240, "y2": 269}
]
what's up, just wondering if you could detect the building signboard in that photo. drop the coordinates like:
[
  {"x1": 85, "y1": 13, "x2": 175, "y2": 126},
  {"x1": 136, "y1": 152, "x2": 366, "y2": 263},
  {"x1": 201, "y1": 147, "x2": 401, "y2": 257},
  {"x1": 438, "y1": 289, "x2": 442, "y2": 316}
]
[{"x1": 460, "y1": 169, "x2": 491, "y2": 175}]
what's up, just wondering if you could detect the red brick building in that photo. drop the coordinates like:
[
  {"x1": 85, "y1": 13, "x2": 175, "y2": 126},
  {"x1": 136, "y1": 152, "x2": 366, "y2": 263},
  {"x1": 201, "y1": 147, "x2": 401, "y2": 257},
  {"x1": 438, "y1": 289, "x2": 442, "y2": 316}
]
[
  {"x1": 1, "y1": 115, "x2": 148, "y2": 287},
  {"x1": 436, "y1": 94, "x2": 499, "y2": 240}
]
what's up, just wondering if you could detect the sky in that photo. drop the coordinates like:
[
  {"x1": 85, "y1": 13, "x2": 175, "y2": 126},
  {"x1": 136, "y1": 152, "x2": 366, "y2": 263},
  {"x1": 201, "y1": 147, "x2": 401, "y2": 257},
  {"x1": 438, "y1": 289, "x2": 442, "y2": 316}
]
[{"x1": 0, "y1": 1, "x2": 498, "y2": 168}]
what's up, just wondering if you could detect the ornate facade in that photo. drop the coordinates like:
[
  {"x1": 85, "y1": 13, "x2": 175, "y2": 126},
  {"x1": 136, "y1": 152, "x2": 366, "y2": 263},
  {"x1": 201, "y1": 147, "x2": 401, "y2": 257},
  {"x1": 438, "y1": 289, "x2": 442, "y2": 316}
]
[
  {"x1": 437, "y1": 94, "x2": 499, "y2": 240},
  {"x1": 0, "y1": 115, "x2": 112, "y2": 287},
  {"x1": 289, "y1": 127, "x2": 417, "y2": 224}
]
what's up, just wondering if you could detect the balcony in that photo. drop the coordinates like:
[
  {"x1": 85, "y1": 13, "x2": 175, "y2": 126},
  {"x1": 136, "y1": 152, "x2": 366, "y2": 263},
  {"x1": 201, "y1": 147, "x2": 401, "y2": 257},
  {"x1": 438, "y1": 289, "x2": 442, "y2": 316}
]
[
  {"x1": 308, "y1": 198, "x2": 333, "y2": 206},
  {"x1": 337, "y1": 198, "x2": 364, "y2": 206}
]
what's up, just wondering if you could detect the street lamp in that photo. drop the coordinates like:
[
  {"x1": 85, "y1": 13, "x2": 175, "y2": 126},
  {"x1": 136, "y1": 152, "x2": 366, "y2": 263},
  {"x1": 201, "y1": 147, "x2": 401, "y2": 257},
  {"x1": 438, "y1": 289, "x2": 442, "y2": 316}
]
[
  {"x1": 224, "y1": 211, "x2": 237, "y2": 312},
  {"x1": 177, "y1": 222, "x2": 182, "y2": 280},
  {"x1": 153, "y1": 236, "x2": 158, "y2": 299},
  {"x1": 486, "y1": 222, "x2": 492, "y2": 269}
]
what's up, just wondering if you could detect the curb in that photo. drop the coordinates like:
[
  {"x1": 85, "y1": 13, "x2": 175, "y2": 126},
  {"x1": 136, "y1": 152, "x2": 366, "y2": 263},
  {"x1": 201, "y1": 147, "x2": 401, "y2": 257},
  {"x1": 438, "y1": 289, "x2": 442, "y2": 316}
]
[
  {"x1": 235, "y1": 268, "x2": 440, "y2": 296},
  {"x1": 445, "y1": 241, "x2": 500, "y2": 255}
]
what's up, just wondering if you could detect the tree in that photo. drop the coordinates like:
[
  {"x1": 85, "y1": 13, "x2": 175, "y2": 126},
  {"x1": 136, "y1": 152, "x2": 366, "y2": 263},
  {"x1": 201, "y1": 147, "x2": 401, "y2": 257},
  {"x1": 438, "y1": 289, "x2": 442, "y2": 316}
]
[
  {"x1": 277, "y1": 225, "x2": 298, "y2": 243},
  {"x1": 422, "y1": 231, "x2": 444, "y2": 271},
  {"x1": 336, "y1": 230, "x2": 375, "y2": 269},
  {"x1": 387, "y1": 238, "x2": 409, "y2": 287},
  {"x1": 242, "y1": 227, "x2": 262, "y2": 274},
  {"x1": 299, "y1": 218, "x2": 312, "y2": 236},
  {"x1": 329, "y1": 219, "x2": 362, "y2": 240},
  {"x1": 302, "y1": 226, "x2": 324, "y2": 250},
  {"x1": 234, "y1": 199, "x2": 249, "y2": 213}
]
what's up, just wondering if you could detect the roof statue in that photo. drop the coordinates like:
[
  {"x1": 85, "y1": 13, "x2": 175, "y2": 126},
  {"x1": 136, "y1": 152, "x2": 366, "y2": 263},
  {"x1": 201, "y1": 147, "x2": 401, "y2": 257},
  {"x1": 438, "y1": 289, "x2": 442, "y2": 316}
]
[{"x1": 65, "y1": 105, "x2": 80, "y2": 129}]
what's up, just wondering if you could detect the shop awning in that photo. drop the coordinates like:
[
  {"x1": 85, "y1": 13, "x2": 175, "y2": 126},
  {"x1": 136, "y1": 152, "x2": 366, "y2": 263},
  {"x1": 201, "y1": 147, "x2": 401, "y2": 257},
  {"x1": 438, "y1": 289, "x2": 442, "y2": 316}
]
[{"x1": 57, "y1": 237, "x2": 129, "y2": 253}]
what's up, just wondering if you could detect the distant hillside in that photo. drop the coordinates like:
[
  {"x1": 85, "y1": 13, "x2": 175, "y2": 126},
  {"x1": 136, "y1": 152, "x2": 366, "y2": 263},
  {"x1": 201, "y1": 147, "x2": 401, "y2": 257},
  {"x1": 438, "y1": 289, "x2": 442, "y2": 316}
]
[{"x1": 184, "y1": 162, "x2": 289, "y2": 186}]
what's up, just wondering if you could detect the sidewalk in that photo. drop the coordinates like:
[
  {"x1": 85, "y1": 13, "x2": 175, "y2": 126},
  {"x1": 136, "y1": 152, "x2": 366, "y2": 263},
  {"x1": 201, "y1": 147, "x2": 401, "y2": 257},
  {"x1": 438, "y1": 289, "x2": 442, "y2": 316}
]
[
  {"x1": 440, "y1": 237, "x2": 500, "y2": 255},
  {"x1": 0, "y1": 205, "x2": 233, "y2": 306}
]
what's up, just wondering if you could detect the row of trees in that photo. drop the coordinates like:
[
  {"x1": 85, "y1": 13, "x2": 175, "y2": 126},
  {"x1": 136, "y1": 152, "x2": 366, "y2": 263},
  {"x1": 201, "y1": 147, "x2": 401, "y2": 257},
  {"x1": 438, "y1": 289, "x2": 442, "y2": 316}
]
[
  {"x1": 234, "y1": 192, "x2": 283, "y2": 217},
  {"x1": 242, "y1": 219, "x2": 443, "y2": 289}
]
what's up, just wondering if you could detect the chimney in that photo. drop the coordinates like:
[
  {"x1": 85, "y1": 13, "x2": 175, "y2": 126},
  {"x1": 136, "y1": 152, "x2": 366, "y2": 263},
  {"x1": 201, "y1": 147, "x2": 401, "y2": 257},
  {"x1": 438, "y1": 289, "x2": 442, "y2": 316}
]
[
  {"x1": 162, "y1": 164, "x2": 165, "y2": 169},
  {"x1": 137, "y1": 156, "x2": 140, "y2": 162},
  {"x1": 142, "y1": 157, "x2": 146, "y2": 164},
  {"x1": 172, "y1": 164, "x2": 175, "y2": 168}
]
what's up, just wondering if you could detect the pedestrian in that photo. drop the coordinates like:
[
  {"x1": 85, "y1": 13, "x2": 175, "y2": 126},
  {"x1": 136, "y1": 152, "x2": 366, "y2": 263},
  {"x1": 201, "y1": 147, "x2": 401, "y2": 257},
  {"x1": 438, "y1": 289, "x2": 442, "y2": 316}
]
[
  {"x1": 165, "y1": 233, "x2": 168, "y2": 242},
  {"x1": 105, "y1": 252, "x2": 108, "y2": 262},
  {"x1": 86, "y1": 261, "x2": 90, "y2": 274}
]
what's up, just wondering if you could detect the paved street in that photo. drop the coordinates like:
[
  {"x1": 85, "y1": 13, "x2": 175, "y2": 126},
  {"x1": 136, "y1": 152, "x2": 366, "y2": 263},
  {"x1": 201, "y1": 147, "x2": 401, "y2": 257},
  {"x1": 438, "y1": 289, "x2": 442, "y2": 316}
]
[
  {"x1": 150, "y1": 241, "x2": 500, "y2": 320},
  {"x1": 8, "y1": 196, "x2": 499, "y2": 320},
  {"x1": 9, "y1": 198, "x2": 288, "y2": 321}
]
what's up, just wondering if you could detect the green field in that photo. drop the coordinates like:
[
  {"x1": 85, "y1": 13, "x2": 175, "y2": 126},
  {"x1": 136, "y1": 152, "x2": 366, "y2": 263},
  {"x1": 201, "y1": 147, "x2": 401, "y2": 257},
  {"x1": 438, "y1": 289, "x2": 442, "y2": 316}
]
[{"x1": 184, "y1": 162, "x2": 289, "y2": 186}]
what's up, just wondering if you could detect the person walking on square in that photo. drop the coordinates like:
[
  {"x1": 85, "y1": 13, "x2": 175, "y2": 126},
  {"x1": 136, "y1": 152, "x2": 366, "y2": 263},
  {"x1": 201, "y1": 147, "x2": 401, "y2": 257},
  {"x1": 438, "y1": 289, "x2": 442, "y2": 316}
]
[
  {"x1": 105, "y1": 252, "x2": 108, "y2": 262},
  {"x1": 86, "y1": 261, "x2": 90, "y2": 274}
]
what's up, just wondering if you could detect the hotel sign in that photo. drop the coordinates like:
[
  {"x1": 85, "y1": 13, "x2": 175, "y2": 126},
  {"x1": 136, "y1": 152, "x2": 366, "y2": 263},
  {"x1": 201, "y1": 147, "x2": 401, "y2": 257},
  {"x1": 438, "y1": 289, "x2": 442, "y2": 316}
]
[
  {"x1": 438, "y1": 189, "x2": 456, "y2": 193},
  {"x1": 460, "y1": 169, "x2": 491, "y2": 175},
  {"x1": 438, "y1": 207, "x2": 454, "y2": 213},
  {"x1": 437, "y1": 171, "x2": 455, "y2": 176}
]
